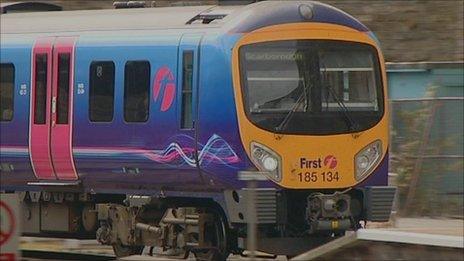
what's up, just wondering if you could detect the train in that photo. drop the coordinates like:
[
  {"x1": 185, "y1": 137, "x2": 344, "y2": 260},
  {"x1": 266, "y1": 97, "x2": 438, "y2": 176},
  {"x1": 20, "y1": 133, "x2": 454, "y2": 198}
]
[{"x1": 0, "y1": 1, "x2": 396, "y2": 259}]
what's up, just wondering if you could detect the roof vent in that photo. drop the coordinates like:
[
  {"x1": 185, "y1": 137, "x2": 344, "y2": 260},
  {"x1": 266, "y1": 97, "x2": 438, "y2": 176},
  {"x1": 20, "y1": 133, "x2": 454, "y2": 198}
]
[
  {"x1": 113, "y1": 1, "x2": 146, "y2": 9},
  {"x1": 170, "y1": 1, "x2": 209, "y2": 7},
  {"x1": 0, "y1": 2, "x2": 62, "y2": 14},
  {"x1": 186, "y1": 13, "x2": 227, "y2": 24},
  {"x1": 218, "y1": 0, "x2": 260, "y2": 6},
  {"x1": 186, "y1": 8, "x2": 235, "y2": 25}
]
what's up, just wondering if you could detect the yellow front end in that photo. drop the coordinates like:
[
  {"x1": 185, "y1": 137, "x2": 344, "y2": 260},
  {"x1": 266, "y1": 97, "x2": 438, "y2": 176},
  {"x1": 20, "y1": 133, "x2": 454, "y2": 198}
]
[{"x1": 232, "y1": 23, "x2": 389, "y2": 189}]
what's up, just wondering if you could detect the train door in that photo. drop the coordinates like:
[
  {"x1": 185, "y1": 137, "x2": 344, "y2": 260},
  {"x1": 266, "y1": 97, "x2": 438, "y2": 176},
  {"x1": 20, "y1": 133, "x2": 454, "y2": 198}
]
[
  {"x1": 30, "y1": 37, "x2": 78, "y2": 181},
  {"x1": 178, "y1": 34, "x2": 201, "y2": 149}
]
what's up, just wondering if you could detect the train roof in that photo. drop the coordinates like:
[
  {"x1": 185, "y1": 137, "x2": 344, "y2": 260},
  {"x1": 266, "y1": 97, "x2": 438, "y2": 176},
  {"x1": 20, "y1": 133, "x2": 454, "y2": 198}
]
[{"x1": 1, "y1": 1, "x2": 369, "y2": 37}]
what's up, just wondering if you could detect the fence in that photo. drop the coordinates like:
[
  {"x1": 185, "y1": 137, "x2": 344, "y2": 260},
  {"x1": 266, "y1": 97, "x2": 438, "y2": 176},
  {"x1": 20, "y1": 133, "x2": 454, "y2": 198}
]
[{"x1": 389, "y1": 96, "x2": 464, "y2": 218}]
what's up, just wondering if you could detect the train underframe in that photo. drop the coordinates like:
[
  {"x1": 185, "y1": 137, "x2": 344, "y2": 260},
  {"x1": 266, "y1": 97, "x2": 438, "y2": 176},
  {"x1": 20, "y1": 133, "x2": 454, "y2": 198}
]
[{"x1": 12, "y1": 186, "x2": 395, "y2": 259}]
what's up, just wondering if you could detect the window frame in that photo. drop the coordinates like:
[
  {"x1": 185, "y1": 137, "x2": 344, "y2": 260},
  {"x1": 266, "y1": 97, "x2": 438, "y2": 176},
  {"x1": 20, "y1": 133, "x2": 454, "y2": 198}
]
[{"x1": 0, "y1": 63, "x2": 15, "y2": 122}]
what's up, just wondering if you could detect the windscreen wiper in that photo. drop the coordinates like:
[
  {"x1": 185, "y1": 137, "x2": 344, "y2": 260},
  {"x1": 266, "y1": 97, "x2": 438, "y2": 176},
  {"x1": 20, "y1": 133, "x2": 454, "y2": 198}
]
[
  {"x1": 325, "y1": 83, "x2": 359, "y2": 131},
  {"x1": 275, "y1": 87, "x2": 307, "y2": 133}
]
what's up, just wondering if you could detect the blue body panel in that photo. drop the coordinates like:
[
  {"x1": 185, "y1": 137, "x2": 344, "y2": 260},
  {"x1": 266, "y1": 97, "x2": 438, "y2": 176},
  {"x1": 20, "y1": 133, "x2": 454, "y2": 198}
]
[
  {"x1": 73, "y1": 34, "x2": 204, "y2": 192},
  {"x1": 68, "y1": 32, "x2": 271, "y2": 194}
]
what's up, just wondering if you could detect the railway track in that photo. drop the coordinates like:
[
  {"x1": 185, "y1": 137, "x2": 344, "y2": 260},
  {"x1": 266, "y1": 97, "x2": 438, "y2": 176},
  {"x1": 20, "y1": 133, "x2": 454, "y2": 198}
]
[
  {"x1": 18, "y1": 225, "x2": 463, "y2": 260},
  {"x1": 21, "y1": 250, "x2": 285, "y2": 261}
]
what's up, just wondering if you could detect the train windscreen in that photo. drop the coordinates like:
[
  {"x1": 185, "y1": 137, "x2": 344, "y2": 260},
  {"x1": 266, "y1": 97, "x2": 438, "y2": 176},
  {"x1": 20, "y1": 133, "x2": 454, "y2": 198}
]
[{"x1": 239, "y1": 40, "x2": 384, "y2": 135}]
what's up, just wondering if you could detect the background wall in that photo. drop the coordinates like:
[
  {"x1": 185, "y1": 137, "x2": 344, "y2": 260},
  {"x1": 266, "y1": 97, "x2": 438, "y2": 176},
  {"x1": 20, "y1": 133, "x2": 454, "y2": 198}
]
[
  {"x1": 322, "y1": 0, "x2": 464, "y2": 63},
  {"x1": 2, "y1": 0, "x2": 463, "y2": 62}
]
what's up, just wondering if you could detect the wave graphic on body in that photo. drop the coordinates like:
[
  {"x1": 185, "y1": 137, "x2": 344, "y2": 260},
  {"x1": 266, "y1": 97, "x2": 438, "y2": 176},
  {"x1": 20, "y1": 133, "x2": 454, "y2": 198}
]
[{"x1": 74, "y1": 134, "x2": 241, "y2": 168}]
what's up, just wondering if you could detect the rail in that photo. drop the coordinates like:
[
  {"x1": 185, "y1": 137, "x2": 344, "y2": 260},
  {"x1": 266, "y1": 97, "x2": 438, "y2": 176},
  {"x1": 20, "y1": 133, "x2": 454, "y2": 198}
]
[{"x1": 22, "y1": 250, "x2": 114, "y2": 260}]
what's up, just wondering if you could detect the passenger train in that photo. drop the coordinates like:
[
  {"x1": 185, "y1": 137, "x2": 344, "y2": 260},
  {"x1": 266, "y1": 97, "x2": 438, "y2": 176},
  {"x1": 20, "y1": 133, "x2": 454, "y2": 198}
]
[{"x1": 0, "y1": 1, "x2": 396, "y2": 259}]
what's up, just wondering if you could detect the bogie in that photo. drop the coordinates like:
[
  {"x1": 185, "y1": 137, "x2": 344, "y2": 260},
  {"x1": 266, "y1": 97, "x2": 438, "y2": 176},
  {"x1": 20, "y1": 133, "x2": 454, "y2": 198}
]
[{"x1": 95, "y1": 198, "x2": 230, "y2": 260}]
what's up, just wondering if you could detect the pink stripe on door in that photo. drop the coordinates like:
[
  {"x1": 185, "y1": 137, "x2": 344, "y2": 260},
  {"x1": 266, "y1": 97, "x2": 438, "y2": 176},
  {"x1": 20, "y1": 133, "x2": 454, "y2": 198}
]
[
  {"x1": 29, "y1": 37, "x2": 56, "y2": 180},
  {"x1": 50, "y1": 37, "x2": 78, "y2": 180}
]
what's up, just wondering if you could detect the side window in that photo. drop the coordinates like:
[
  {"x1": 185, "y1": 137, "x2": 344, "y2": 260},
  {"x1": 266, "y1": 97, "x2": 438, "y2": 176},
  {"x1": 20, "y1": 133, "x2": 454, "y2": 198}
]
[
  {"x1": 124, "y1": 61, "x2": 150, "y2": 123},
  {"x1": 0, "y1": 63, "x2": 15, "y2": 122},
  {"x1": 89, "y1": 61, "x2": 115, "y2": 122},
  {"x1": 34, "y1": 54, "x2": 47, "y2": 124},
  {"x1": 181, "y1": 51, "x2": 193, "y2": 129}
]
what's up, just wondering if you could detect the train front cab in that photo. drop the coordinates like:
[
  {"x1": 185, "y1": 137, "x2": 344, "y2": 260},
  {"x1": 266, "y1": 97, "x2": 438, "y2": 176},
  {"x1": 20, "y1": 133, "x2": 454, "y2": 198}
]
[{"x1": 227, "y1": 22, "x2": 397, "y2": 254}]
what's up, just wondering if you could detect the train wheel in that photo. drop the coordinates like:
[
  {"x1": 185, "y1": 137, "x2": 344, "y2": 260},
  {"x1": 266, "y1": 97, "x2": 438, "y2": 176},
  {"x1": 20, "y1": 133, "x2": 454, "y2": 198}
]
[
  {"x1": 112, "y1": 240, "x2": 144, "y2": 257},
  {"x1": 193, "y1": 211, "x2": 229, "y2": 261}
]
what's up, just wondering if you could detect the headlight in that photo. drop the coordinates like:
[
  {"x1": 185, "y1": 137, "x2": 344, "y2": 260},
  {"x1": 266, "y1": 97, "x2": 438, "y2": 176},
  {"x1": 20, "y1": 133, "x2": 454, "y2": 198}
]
[
  {"x1": 354, "y1": 140, "x2": 382, "y2": 181},
  {"x1": 250, "y1": 142, "x2": 282, "y2": 182}
]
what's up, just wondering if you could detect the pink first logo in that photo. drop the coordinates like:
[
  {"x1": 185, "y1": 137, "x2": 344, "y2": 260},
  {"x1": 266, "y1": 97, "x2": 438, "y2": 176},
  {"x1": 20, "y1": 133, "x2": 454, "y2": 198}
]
[
  {"x1": 324, "y1": 155, "x2": 338, "y2": 169},
  {"x1": 153, "y1": 66, "x2": 176, "y2": 112}
]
